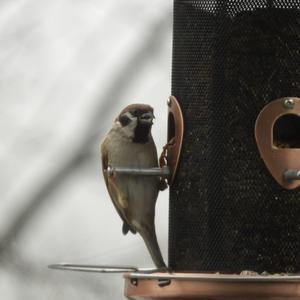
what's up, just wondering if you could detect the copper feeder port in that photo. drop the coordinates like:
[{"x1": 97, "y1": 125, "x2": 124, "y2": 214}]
[{"x1": 255, "y1": 97, "x2": 300, "y2": 189}]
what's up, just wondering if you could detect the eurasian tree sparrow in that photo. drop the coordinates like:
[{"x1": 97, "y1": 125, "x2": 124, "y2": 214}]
[{"x1": 101, "y1": 104, "x2": 166, "y2": 268}]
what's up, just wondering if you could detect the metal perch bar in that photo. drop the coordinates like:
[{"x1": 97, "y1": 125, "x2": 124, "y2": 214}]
[
  {"x1": 283, "y1": 170, "x2": 300, "y2": 181},
  {"x1": 105, "y1": 166, "x2": 170, "y2": 178},
  {"x1": 48, "y1": 263, "x2": 158, "y2": 273},
  {"x1": 48, "y1": 263, "x2": 138, "y2": 273}
]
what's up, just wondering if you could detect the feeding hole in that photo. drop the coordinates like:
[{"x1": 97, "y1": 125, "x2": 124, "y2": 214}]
[
  {"x1": 168, "y1": 112, "x2": 175, "y2": 143},
  {"x1": 273, "y1": 114, "x2": 300, "y2": 148}
]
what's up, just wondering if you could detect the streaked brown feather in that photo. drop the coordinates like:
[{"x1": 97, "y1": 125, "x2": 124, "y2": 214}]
[{"x1": 101, "y1": 140, "x2": 136, "y2": 234}]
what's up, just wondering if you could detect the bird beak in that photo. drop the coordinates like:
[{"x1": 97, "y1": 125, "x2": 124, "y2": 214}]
[{"x1": 139, "y1": 112, "x2": 155, "y2": 124}]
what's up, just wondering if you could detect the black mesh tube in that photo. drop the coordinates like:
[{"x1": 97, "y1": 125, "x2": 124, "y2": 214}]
[{"x1": 169, "y1": 0, "x2": 300, "y2": 273}]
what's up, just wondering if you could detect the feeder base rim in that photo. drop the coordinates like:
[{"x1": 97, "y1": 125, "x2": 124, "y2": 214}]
[{"x1": 124, "y1": 272, "x2": 300, "y2": 300}]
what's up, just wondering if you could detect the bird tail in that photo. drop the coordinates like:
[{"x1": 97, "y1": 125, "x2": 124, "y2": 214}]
[{"x1": 140, "y1": 225, "x2": 166, "y2": 269}]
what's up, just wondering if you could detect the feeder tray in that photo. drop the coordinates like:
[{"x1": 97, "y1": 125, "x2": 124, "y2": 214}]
[
  {"x1": 49, "y1": 264, "x2": 300, "y2": 299},
  {"x1": 124, "y1": 272, "x2": 300, "y2": 300}
]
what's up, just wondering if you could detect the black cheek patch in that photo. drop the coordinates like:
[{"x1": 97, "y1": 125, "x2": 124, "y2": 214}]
[{"x1": 119, "y1": 115, "x2": 131, "y2": 126}]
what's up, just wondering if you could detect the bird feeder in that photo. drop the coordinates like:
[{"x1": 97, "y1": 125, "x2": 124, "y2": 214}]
[
  {"x1": 124, "y1": 0, "x2": 300, "y2": 299},
  {"x1": 50, "y1": 0, "x2": 300, "y2": 299}
]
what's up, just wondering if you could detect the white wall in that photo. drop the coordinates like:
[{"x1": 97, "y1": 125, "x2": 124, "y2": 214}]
[{"x1": 0, "y1": 1, "x2": 172, "y2": 299}]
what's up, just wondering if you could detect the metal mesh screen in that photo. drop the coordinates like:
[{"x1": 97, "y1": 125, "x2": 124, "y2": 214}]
[{"x1": 170, "y1": 0, "x2": 300, "y2": 273}]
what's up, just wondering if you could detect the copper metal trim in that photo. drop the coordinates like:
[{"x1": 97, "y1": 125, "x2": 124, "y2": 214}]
[
  {"x1": 161, "y1": 95, "x2": 184, "y2": 185},
  {"x1": 125, "y1": 272, "x2": 300, "y2": 282},
  {"x1": 124, "y1": 272, "x2": 300, "y2": 300},
  {"x1": 255, "y1": 97, "x2": 300, "y2": 189}
]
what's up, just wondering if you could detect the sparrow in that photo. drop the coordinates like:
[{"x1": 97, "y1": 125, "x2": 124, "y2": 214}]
[{"x1": 101, "y1": 103, "x2": 167, "y2": 269}]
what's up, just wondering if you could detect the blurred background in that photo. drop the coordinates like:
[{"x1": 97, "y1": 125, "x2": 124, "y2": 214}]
[{"x1": 0, "y1": 0, "x2": 172, "y2": 299}]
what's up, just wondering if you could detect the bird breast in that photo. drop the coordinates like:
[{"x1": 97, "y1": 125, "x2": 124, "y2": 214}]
[
  {"x1": 105, "y1": 128, "x2": 159, "y2": 220},
  {"x1": 107, "y1": 128, "x2": 158, "y2": 168}
]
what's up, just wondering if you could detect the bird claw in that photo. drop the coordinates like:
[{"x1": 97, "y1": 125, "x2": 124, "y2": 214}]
[{"x1": 159, "y1": 178, "x2": 168, "y2": 191}]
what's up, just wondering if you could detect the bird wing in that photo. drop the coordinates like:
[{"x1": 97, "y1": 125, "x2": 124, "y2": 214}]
[{"x1": 101, "y1": 140, "x2": 136, "y2": 235}]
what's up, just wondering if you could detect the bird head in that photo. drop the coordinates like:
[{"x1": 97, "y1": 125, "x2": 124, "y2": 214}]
[{"x1": 116, "y1": 104, "x2": 155, "y2": 143}]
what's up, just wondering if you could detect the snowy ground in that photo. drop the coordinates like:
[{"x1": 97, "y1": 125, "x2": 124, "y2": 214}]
[{"x1": 0, "y1": 1, "x2": 172, "y2": 299}]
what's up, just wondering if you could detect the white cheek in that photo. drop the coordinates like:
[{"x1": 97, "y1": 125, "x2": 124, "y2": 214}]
[{"x1": 121, "y1": 118, "x2": 137, "y2": 138}]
